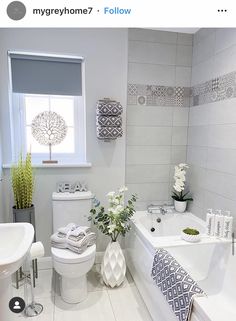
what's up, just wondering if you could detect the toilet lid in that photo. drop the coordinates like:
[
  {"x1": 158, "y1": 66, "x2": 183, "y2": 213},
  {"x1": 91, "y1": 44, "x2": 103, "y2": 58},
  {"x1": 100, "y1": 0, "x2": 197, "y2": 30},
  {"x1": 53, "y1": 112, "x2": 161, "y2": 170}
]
[{"x1": 51, "y1": 244, "x2": 96, "y2": 264}]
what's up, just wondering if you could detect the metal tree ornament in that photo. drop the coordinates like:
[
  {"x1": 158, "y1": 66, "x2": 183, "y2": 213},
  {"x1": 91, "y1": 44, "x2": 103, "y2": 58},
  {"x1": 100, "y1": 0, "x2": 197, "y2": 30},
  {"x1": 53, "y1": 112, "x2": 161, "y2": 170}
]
[{"x1": 31, "y1": 111, "x2": 67, "y2": 164}]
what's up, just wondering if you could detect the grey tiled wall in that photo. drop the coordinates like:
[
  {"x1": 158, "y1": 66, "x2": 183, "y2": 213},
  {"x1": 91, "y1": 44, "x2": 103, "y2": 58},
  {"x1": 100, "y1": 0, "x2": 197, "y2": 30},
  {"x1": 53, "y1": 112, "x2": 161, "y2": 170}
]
[
  {"x1": 126, "y1": 29, "x2": 192, "y2": 209},
  {"x1": 188, "y1": 28, "x2": 236, "y2": 230}
]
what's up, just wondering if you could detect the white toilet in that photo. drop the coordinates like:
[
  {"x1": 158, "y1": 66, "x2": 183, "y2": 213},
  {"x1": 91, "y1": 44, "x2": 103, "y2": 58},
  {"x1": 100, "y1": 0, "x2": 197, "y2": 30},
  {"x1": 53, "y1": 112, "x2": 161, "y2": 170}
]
[{"x1": 51, "y1": 191, "x2": 96, "y2": 304}]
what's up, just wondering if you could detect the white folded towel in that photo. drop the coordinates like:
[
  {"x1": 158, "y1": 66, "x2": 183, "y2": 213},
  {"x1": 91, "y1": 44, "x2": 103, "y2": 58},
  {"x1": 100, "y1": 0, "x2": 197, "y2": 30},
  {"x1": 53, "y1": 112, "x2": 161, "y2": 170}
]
[
  {"x1": 51, "y1": 224, "x2": 96, "y2": 254},
  {"x1": 67, "y1": 230, "x2": 96, "y2": 249},
  {"x1": 68, "y1": 226, "x2": 91, "y2": 242},
  {"x1": 57, "y1": 223, "x2": 77, "y2": 238}
]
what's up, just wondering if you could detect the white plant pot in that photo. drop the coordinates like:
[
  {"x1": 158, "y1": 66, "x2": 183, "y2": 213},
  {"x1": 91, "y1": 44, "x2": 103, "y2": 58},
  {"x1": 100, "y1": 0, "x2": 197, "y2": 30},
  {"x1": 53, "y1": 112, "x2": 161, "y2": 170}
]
[
  {"x1": 181, "y1": 231, "x2": 200, "y2": 243},
  {"x1": 101, "y1": 241, "x2": 126, "y2": 288},
  {"x1": 174, "y1": 200, "x2": 187, "y2": 213}
]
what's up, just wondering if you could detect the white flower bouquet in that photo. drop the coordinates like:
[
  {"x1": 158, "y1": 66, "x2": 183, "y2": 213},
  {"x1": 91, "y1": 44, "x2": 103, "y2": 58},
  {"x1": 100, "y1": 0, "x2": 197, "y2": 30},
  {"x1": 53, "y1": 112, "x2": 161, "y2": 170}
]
[
  {"x1": 172, "y1": 163, "x2": 193, "y2": 202},
  {"x1": 89, "y1": 187, "x2": 137, "y2": 242}
]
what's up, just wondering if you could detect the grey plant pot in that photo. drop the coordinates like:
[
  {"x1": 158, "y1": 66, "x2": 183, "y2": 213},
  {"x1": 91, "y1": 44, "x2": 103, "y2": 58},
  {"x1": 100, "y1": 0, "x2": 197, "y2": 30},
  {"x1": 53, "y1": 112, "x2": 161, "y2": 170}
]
[{"x1": 13, "y1": 205, "x2": 36, "y2": 241}]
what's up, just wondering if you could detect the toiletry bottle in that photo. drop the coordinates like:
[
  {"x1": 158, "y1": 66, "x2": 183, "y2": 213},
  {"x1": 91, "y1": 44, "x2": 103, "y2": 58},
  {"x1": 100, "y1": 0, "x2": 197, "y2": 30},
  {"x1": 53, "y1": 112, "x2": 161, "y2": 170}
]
[
  {"x1": 214, "y1": 210, "x2": 224, "y2": 237},
  {"x1": 223, "y1": 211, "x2": 233, "y2": 239},
  {"x1": 206, "y1": 208, "x2": 215, "y2": 236}
]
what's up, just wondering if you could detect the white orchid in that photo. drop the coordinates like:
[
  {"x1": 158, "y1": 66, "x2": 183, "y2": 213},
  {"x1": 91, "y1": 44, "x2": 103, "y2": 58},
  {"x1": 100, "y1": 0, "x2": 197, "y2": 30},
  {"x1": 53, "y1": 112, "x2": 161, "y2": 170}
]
[{"x1": 172, "y1": 163, "x2": 193, "y2": 202}]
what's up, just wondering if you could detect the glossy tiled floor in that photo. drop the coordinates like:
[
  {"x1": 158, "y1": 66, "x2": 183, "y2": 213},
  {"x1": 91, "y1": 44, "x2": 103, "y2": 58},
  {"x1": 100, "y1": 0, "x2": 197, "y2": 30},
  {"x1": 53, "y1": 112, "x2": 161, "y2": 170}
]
[{"x1": 11, "y1": 265, "x2": 153, "y2": 321}]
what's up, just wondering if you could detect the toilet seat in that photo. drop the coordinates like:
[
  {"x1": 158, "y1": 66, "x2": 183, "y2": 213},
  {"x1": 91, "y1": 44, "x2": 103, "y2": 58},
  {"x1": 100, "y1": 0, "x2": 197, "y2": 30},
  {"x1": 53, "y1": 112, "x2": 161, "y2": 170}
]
[{"x1": 51, "y1": 244, "x2": 96, "y2": 264}]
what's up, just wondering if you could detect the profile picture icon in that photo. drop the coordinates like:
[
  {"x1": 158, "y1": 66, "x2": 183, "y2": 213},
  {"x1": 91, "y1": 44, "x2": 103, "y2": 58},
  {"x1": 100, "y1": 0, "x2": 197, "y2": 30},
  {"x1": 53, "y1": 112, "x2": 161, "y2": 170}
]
[
  {"x1": 7, "y1": 1, "x2": 26, "y2": 20},
  {"x1": 9, "y1": 296, "x2": 25, "y2": 313}
]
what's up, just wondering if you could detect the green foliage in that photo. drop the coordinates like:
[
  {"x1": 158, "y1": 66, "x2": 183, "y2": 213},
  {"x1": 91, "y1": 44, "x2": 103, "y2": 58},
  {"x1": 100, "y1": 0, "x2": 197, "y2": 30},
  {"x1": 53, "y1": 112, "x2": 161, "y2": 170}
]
[
  {"x1": 11, "y1": 153, "x2": 34, "y2": 209},
  {"x1": 172, "y1": 191, "x2": 193, "y2": 202},
  {"x1": 89, "y1": 189, "x2": 137, "y2": 242},
  {"x1": 183, "y1": 227, "x2": 199, "y2": 235}
]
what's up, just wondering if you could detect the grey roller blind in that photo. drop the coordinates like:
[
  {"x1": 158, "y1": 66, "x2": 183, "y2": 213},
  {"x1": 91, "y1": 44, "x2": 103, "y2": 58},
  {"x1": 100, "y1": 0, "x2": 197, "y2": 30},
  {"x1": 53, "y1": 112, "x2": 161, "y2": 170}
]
[{"x1": 10, "y1": 53, "x2": 83, "y2": 96}]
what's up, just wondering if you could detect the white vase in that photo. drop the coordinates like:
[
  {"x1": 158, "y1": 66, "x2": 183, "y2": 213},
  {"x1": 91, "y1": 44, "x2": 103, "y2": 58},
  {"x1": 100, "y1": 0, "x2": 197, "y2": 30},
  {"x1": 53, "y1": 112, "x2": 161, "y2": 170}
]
[
  {"x1": 101, "y1": 241, "x2": 126, "y2": 288},
  {"x1": 174, "y1": 200, "x2": 187, "y2": 213}
]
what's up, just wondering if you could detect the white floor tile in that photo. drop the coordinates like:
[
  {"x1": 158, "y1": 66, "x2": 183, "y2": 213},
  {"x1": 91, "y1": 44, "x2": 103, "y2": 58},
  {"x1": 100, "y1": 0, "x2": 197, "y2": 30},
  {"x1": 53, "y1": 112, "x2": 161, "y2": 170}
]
[
  {"x1": 108, "y1": 286, "x2": 152, "y2": 321},
  {"x1": 11, "y1": 296, "x2": 54, "y2": 321},
  {"x1": 54, "y1": 291, "x2": 116, "y2": 321}
]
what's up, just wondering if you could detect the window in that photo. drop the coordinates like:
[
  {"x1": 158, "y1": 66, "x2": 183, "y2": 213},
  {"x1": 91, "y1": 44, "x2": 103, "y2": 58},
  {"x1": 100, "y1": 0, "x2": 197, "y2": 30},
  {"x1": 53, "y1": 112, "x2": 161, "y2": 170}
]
[{"x1": 9, "y1": 52, "x2": 86, "y2": 164}]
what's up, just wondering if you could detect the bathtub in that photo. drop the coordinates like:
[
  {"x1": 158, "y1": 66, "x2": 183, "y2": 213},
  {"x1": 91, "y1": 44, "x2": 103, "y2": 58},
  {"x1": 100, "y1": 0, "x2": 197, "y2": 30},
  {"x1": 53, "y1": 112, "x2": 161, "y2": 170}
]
[{"x1": 125, "y1": 210, "x2": 233, "y2": 321}]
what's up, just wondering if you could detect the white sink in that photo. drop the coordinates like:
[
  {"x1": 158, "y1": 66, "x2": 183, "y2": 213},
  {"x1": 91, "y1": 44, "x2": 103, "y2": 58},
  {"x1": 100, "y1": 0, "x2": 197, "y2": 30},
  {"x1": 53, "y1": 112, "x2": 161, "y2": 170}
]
[
  {"x1": 0, "y1": 223, "x2": 34, "y2": 320},
  {"x1": 0, "y1": 223, "x2": 34, "y2": 279}
]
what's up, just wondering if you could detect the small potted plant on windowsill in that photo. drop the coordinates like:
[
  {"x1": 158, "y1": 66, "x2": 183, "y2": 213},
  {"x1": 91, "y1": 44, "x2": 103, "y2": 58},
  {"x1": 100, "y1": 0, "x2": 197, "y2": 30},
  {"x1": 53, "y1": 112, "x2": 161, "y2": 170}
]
[
  {"x1": 89, "y1": 186, "x2": 137, "y2": 288},
  {"x1": 11, "y1": 153, "x2": 35, "y2": 227},
  {"x1": 172, "y1": 163, "x2": 193, "y2": 213},
  {"x1": 181, "y1": 227, "x2": 200, "y2": 242}
]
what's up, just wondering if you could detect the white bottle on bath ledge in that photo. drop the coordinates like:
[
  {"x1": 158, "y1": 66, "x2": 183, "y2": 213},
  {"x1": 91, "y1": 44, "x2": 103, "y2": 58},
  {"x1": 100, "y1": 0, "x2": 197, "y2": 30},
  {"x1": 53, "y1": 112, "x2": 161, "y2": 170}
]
[
  {"x1": 214, "y1": 209, "x2": 224, "y2": 238},
  {"x1": 223, "y1": 211, "x2": 233, "y2": 239},
  {"x1": 206, "y1": 208, "x2": 215, "y2": 236}
]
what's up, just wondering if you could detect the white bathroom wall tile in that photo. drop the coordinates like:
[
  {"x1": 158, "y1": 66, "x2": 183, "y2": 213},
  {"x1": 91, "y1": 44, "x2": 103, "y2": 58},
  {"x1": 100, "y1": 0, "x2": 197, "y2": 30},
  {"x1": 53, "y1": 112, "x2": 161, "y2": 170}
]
[
  {"x1": 127, "y1": 106, "x2": 173, "y2": 126},
  {"x1": 129, "y1": 28, "x2": 177, "y2": 44},
  {"x1": 193, "y1": 28, "x2": 216, "y2": 47},
  {"x1": 171, "y1": 146, "x2": 187, "y2": 164},
  {"x1": 208, "y1": 124, "x2": 236, "y2": 149},
  {"x1": 208, "y1": 98, "x2": 236, "y2": 125},
  {"x1": 126, "y1": 126, "x2": 172, "y2": 146},
  {"x1": 187, "y1": 125, "x2": 209, "y2": 147},
  {"x1": 188, "y1": 105, "x2": 210, "y2": 126},
  {"x1": 172, "y1": 126, "x2": 188, "y2": 146},
  {"x1": 192, "y1": 32, "x2": 215, "y2": 66},
  {"x1": 188, "y1": 165, "x2": 207, "y2": 188},
  {"x1": 129, "y1": 41, "x2": 176, "y2": 65},
  {"x1": 126, "y1": 164, "x2": 170, "y2": 183},
  {"x1": 188, "y1": 184, "x2": 206, "y2": 210},
  {"x1": 128, "y1": 63, "x2": 176, "y2": 86},
  {"x1": 177, "y1": 33, "x2": 193, "y2": 46},
  {"x1": 207, "y1": 147, "x2": 236, "y2": 176},
  {"x1": 187, "y1": 146, "x2": 208, "y2": 168},
  {"x1": 191, "y1": 58, "x2": 215, "y2": 86},
  {"x1": 213, "y1": 44, "x2": 236, "y2": 77},
  {"x1": 173, "y1": 108, "x2": 189, "y2": 126},
  {"x1": 188, "y1": 202, "x2": 205, "y2": 220},
  {"x1": 215, "y1": 28, "x2": 236, "y2": 54},
  {"x1": 108, "y1": 285, "x2": 153, "y2": 321},
  {"x1": 54, "y1": 291, "x2": 116, "y2": 321},
  {"x1": 126, "y1": 182, "x2": 169, "y2": 202},
  {"x1": 175, "y1": 66, "x2": 192, "y2": 87},
  {"x1": 176, "y1": 45, "x2": 193, "y2": 67},
  {"x1": 206, "y1": 169, "x2": 236, "y2": 201},
  {"x1": 126, "y1": 146, "x2": 171, "y2": 165}
]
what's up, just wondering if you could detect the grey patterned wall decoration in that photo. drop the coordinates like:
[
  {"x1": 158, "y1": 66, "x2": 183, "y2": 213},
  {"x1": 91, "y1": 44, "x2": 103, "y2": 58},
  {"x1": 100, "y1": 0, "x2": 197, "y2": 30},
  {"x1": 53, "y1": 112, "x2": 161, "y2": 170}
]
[
  {"x1": 128, "y1": 84, "x2": 190, "y2": 107},
  {"x1": 96, "y1": 98, "x2": 123, "y2": 141},
  {"x1": 191, "y1": 70, "x2": 236, "y2": 106}
]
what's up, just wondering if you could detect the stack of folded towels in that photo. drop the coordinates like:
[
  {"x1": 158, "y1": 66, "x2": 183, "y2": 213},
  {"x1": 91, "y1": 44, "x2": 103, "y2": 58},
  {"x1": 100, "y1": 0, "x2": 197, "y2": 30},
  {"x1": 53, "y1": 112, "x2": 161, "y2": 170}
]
[{"x1": 51, "y1": 223, "x2": 96, "y2": 254}]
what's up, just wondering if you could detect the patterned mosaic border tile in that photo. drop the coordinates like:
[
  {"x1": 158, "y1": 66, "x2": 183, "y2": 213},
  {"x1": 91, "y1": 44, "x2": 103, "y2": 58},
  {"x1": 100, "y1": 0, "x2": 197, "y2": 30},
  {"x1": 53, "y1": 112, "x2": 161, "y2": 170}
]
[
  {"x1": 191, "y1": 71, "x2": 236, "y2": 106},
  {"x1": 127, "y1": 84, "x2": 190, "y2": 107}
]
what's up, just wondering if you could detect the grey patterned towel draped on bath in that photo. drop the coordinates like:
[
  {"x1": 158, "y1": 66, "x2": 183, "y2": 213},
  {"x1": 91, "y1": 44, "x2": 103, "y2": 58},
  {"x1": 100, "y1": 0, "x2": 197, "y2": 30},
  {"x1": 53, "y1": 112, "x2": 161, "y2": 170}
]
[{"x1": 151, "y1": 248, "x2": 205, "y2": 321}]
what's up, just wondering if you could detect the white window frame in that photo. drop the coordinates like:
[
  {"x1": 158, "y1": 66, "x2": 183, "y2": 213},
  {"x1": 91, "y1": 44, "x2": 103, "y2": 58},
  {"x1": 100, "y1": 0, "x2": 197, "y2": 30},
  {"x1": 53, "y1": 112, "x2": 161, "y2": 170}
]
[{"x1": 8, "y1": 52, "x2": 87, "y2": 165}]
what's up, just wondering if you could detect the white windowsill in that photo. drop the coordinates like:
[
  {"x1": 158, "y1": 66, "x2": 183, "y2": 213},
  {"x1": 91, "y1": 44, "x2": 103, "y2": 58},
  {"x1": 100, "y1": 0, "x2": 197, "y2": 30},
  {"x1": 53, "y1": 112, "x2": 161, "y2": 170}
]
[{"x1": 2, "y1": 162, "x2": 92, "y2": 169}]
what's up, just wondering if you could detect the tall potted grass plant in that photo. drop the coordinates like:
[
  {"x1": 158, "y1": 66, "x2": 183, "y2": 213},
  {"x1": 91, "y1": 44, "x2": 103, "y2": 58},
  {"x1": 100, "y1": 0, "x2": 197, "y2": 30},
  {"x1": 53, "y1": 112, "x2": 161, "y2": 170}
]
[{"x1": 11, "y1": 153, "x2": 35, "y2": 226}]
